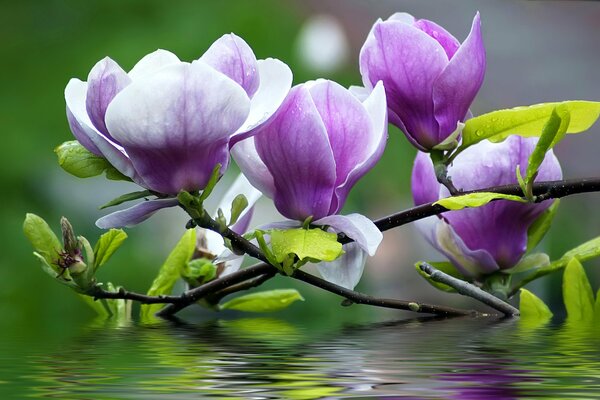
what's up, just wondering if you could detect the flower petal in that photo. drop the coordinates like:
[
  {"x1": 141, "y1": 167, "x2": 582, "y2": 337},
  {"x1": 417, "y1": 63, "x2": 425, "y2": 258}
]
[
  {"x1": 95, "y1": 198, "x2": 179, "y2": 229},
  {"x1": 433, "y1": 13, "x2": 486, "y2": 141},
  {"x1": 86, "y1": 57, "x2": 131, "y2": 139},
  {"x1": 201, "y1": 33, "x2": 260, "y2": 97},
  {"x1": 253, "y1": 85, "x2": 336, "y2": 220},
  {"x1": 411, "y1": 151, "x2": 441, "y2": 206},
  {"x1": 127, "y1": 49, "x2": 180, "y2": 80},
  {"x1": 231, "y1": 58, "x2": 293, "y2": 142},
  {"x1": 414, "y1": 18, "x2": 460, "y2": 60},
  {"x1": 231, "y1": 137, "x2": 276, "y2": 199},
  {"x1": 105, "y1": 61, "x2": 251, "y2": 194},
  {"x1": 316, "y1": 242, "x2": 367, "y2": 290},
  {"x1": 359, "y1": 19, "x2": 448, "y2": 148},
  {"x1": 315, "y1": 213, "x2": 382, "y2": 256}
]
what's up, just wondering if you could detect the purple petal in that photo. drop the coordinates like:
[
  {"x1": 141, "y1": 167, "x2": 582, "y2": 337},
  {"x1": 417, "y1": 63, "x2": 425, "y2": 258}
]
[
  {"x1": 105, "y1": 61, "x2": 251, "y2": 195},
  {"x1": 411, "y1": 151, "x2": 441, "y2": 206},
  {"x1": 253, "y1": 85, "x2": 336, "y2": 221},
  {"x1": 231, "y1": 58, "x2": 293, "y2": 141},
  {"x1": 95, "y1": 198, "x2": 179, "y2": 229},
  {"x1": 231, "y1": 137, "x2": 276, "y2": 199},
  {"x1": 86, "y1": 57, "x2": 131, "y2": 140},
  {"x1": 201, "y1": 33, "x2": 260, "y2": 97},
  {"x1": 127, "y1": 49, "x2": 180, "y2": 80},
  {"x1": 433, "y1": 13, "x2": 486, "y2": 142},
  {"x1": 315, "y1": 213, "x2": 382, "y2": 256},
  {"x1": 414, "y1": 19, "x2": 460, "y2": 60},
  {"x1": 332, "y1": 81, "x2": 388, "y2": 214},
  {"x1": 315, "y1": 242, "x2": 367, "y2": 290},
  {"x1": 66, "y1": 105, "x2": 102, "y2": 156},
  {"x1": 359, "y1": 19, "x2": 448, "y2": 148}
]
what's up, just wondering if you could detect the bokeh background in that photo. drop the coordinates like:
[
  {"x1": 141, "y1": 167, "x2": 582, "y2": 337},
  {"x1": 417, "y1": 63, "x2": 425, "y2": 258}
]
[{"x1": 2, "y1": 0, "x2": 600, "y2": 336}]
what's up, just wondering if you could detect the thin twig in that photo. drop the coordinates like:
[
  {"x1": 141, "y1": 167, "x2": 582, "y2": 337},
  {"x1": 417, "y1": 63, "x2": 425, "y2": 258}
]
[
  {"x1": 206, "y1": 272, "x2": 277, "y2": 304},
  {"x1": 418, "y1": 262, "x2": 520, "y2": 316},
  {"x1": 90, "y1": 286, "x2": 183, "y2": 304},
  {"x1": 291, "y1": 269, "x2": 482, "y2": 317}
]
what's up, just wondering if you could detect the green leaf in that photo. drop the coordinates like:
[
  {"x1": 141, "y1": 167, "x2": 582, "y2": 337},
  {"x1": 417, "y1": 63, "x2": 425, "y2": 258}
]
[
  {"x1": 219, "y1": 289, "x2": 304, "y2": 312},
  {"x1": 55, "y1": 141, "x2": 130, "y2": 181},
  {"x1": 434, "y1": 192, "x2": 526, "y2": 210},
  {"x1": 78, "y1": 294, "x2": 110, "y2": 317},
  {"x1": 23, "y1": 213, "x2": 62, "y2": 270},
  {"x1": 229, "y1": 194, "x2": 248, "y2": 226},
  {"x1": 519, "y1": 288, "x2": 553, "y2": 320},
  {"x1": 460, "y1": 100, "x2": 600, "y2": 149},
  {"x1": 182, "y1": 258, "x2": 217, "y2": 287},
  {"x1": 563, "y1": 258, "x2": 595, "y2": 321},
  {"x1": 270, "y1": 228, "x2": 343, "y2": 263},
  {"x1": 140, "y1": 229, "x2": 196, "y2": 319},
  {"x1": 526, "y1": 199, "x2": 560, "y2": 252},
  {"x1": 595, "y1": 289, "x2": 600, "y2": 322},
  {"x1": 93, "y1": 229, "x2": 127, "y2": 270},
  {"x1": 415, "y1": 261, "x2": 463, "y2": 293},
  {"x1": 99, "y1": 190, "x2": 154, "y2": 209},
  {"x1": 505, "y1": 253, "x2": 550, "y2": 274}
]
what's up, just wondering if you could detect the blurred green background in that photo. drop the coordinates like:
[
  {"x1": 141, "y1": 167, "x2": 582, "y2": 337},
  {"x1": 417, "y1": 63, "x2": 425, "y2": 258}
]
[{"x1": 2, "y1": 0, "x2": 600, "y2": 336}]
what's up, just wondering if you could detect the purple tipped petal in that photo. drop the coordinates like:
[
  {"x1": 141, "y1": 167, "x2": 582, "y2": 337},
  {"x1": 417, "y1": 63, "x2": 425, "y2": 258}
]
[
  {"x1": 411, "y1": 151, "x2": 441, "y2": 206},
  {"x1": 316, "y1": 242, "x2": 367, "y2": 289},
  {"x1": 414, "y1": 19, "x2": 460, "y2": 60},
  {"x1": 433, "y1": 13, "x2": 486, "y2": 141},
  {"x1": 201, "y1": 33, "x2": 260, "y2": 97},
  {"x1": 253, "y1": 86, "x2": 336, "y2": 221},
  {"x1": 127, "y1": 49, "x2": 180, "y2": 80},
  {"x1": 66, "y1": 105, "x2": 102, "y2": 156},
  {"x1": 315, "y1": 213, "x2": 382, "y2": 256},
  {"x1": 231, "y1": 137, "x2": 276, "y2": 199},
  {"x1": 95, "y1": 198, "x2": 179, "y2": 229},
  {"x1": 360, "y1": 20, "x2": 448, "y2": 148},
  {"x1": 231, "y1": 58, "x2": 293, "y2": 140},
  {"x1": 105, "y1": 61, "x2": 251, "y2": 194},
  {"x1": 86, "y1": 57, "x2": 131, "y2": 139}
]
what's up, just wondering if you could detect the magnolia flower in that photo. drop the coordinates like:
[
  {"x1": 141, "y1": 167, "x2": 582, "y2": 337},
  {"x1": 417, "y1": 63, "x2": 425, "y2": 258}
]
[
  {"x1": 412, "y1": 136, "x2": 562, "y2": 279},
  {"x1": 65, "y1": 34, "x2": 292, "y2": 228},
  {"x1": 358, "y1": 12, "x2": 485, "y2": 151},
  {"x1": 232, "y1": 79, "x2": 387, "y2": 289}
]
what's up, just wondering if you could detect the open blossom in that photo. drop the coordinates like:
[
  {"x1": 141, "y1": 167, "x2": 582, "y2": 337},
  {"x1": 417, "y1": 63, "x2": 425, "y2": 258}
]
[
  {"x1": 232, "y1": 79, "x2": 387, "y2": 289},
  {"x1": 359, "y1": 12, "x2": 485, "y2": 151},
  {"x1": 64, "y1": 34, "x2": 292, "y2": 228},
  {"x1": 411, "y1": 136, "x2": 562, "y2": 278}
]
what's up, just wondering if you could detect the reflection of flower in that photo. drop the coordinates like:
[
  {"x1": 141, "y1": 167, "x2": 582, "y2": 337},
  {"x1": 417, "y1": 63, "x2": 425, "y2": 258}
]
[
  {"x1": 412, "y1": 136, "x2": 562, "y2": 278},
  {"x1": 232, "y1": 79, "x2": 387, "y2": 288},
  {"x1": 359, "y1": 12, "x2": 485, "y2": 150},
  {"x1": 65, "y1": 34, "x2": 292, "y2": 228}
]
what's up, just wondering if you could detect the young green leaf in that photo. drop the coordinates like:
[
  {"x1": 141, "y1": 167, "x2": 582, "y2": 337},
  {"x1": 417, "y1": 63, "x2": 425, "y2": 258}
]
[
  {"x1": 519, "y1": 288, "x2": 553, "y2": 320},
  {"x1": 595, "y1": 289, "x2": 600, "y2": 322},
  {"x1": 526, "y1": 199, "x2": 560, "y2": 253},
  {"x1": 504, "y1": 253, "x2": 550, "y2": 274},
  {"x1": 181, "y1": 258, "x2": 217, "y2": 287},
  {"x1": 219, "y1": 289, "x2": 304, "y2": 312},
  {"x1": 55, "y1": 141, "x2": 129, "y2": 181},
  {"x1": 23, "y1": 213, "x2": 63, "y2": 269},
  {"x1": 270, "y1": 228, "x2": 343, "y2": 263},
  {"x1": 563, "y1": 258, "x2": 595, "y2": 321},
  {"x1": 140, "y1": 229, "x2": 197, "y2": 318},
  {"x1": 229, "y1": 194, "x2": 249, "y2": 226},
  {"x1": 78, "y1": 294, "x2": 110, "y2": 317},
  {"x1": 434, "y1": 192, "x2": 526, "y2": 210},
  {"x1": 460, "y1": 100, "x2": 600, "y2": 149},
  {"x1": 93, "y1": 229, "x2": 128, "y2": 270},
  {"x1": 414, "y1": 261, "x2": 463, "y2": 293},
  {"x1": 99, "y1": 190, "x2": 154, "y2": 209}
]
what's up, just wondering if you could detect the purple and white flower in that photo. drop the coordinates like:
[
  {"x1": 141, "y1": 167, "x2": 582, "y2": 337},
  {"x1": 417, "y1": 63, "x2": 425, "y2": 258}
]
[
  {"x1": 359, "y1": 12, "x2": 486, "y2": 151},
  {"x1": 232, "y1": 79, "x2": 387, "y2": 288},
  {"x1": 65, "y1": 34, "x2": 292, "y2": 228},
  {"x1": 412, "y1": 136, "x2": 562, "y2": 279}
]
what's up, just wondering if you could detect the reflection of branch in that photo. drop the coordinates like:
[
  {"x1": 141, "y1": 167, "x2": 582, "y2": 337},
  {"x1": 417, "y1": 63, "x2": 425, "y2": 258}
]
[{"x1": 418, "y1": 263, "x2": 519, "y2": 316}]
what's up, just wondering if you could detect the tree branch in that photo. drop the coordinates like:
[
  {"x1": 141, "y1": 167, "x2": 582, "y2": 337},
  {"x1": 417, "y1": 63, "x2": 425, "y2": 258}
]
[{"x1": 418, "y1": 262, "x2": 519, "y2": 316}]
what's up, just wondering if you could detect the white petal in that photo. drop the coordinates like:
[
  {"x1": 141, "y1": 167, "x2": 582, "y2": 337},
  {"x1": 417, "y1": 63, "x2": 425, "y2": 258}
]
[
  {"x1": 127, "y1": 49, "x2": 181, "y2": 80},
  {"x1": 231, "y1": 137, "x2": 276, "y2": 199},
  {"x1": 314, "y1": 213, "x2": 382, "y2": 256},
  {"x1": 316, "y1": 243, "x2": 367, "y2": 289},
  {"x1": 95, "y1": 198, "x2": 178, "y2": 229}
]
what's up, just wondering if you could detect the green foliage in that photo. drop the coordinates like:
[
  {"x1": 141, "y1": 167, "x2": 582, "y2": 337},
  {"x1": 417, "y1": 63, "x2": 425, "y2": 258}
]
[
  {"x1": 140, "y1": 229, "x2": 197, "y2": 319},
  {"x1": 563, "y1": 259, "x2": 595, "y2": 321},
  {"x1": 103, "y1": 282, "x2": 132, "y2": 323},
  {"x1": 415, "y1": 261, "x2": 463, "y2": 293},
  {"x1": 519, "y1": 288, "x2": 553, "y2": 321},
  {"x1": 505, "y1": 253, "x2": 550, "y2": 274},
  {"x1": 526, "y1": 200, "x2": 560, "y2": 252},
  {"x1": 99, "y1": 190, "x2": 154, "y2": 209},
  {"x1": 219, "y1": 289, "x2": 304, "y2": 312},
  {"x1": 55, "y1": 140, "x2": 129, "y2": 181},
  {"x1": 229, "y1": 194, "x2": 249, "y2": 226},
  {"x1": 23, "y1": 213, "x2": 62, "y2": 270},
  {"x1": 434, "y1": 192, "x2": 525, "y2": 210},
  {"x1": 93, "y1": 229, "x2": 127, "y2": 271},
  {"x1": 78, "y1": 294, "x2": 110, "y2": 317},
  {"x1": 270, "y1": 228, "x2": 343, "y2": 263},
  {"x1": 460, "y1": 100, "x2": 600, "y2": 149},
  {"x1": 181, "y1": 258, "x2": 217, "y2": 287}
]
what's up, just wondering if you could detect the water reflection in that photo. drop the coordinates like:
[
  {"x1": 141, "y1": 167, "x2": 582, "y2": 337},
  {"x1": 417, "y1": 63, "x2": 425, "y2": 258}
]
[{"x1": 2, "y1": 316, "x2": 600, "y2": 398}]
